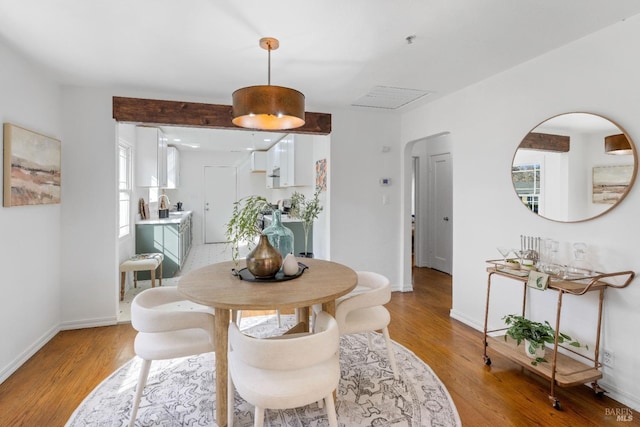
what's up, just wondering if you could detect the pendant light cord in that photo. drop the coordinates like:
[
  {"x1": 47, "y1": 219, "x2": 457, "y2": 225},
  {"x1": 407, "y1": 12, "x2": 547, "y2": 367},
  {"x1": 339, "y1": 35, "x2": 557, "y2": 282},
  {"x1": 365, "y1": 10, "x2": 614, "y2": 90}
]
[{"x1": 266, "y1": 40, "x2": 272, "y2": 86}]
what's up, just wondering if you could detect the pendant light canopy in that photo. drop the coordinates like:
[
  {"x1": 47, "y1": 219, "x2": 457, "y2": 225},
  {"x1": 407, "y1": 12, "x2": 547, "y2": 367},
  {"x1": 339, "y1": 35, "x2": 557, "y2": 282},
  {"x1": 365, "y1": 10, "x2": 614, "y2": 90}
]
[
  {"x1": 605, "y1": 133, "x2": 633, "y2": 155},
  {"x1": 232, "y1": 37, "x2": 305, "y2": 130}
]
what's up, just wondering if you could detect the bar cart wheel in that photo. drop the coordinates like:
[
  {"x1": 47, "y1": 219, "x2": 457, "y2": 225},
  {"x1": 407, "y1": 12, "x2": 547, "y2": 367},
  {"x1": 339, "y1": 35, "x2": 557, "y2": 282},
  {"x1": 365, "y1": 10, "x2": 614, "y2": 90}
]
[
  {"x1": 591, "y1": 382, "x2": 606, "y2": 397},
  {"x1": 484, "y1": 356, "x2": 492, "y2": 366}
]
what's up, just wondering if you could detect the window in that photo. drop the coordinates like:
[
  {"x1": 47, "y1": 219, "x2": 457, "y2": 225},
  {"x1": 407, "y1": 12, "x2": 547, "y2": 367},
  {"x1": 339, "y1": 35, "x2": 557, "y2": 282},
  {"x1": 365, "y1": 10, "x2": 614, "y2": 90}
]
[
  {"x1": 119, "y1": 143, "x2": 132, "y2": 238},
  {"x1": 512, "y1": 163, "x2": 540, "y2": 213}
]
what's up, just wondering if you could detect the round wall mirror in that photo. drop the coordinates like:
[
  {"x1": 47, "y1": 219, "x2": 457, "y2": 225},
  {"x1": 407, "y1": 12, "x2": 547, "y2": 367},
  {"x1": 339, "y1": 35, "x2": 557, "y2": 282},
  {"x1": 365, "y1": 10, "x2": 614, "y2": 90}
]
[{"x1": 512, "y1": 112, "x2": 638, "y2": 222}]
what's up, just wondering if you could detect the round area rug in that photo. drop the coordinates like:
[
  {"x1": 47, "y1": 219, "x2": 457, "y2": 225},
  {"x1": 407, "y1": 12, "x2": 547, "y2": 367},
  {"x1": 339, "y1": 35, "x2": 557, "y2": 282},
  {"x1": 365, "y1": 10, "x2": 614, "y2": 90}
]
[{"x1": 66, "y1": 315, "x2": 461, "y2": 427}]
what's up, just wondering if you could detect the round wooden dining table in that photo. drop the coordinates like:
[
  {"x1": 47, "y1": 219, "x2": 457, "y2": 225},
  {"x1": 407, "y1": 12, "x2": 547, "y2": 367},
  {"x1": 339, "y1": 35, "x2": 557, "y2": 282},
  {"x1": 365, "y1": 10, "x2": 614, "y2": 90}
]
[{"x1": 178, "y1": 258, "x2": 357, "y2": 427}]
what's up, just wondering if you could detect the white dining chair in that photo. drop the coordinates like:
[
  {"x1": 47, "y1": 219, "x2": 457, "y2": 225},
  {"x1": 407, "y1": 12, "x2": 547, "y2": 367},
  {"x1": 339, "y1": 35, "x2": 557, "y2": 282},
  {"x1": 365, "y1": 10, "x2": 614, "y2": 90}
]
[
  {"x1": 227, "y1": 311, "x2": 340, "y2": 427},
  {"x1": 129, "y1": 287, "x2": 215, "y2": 427},
  {"x1": 333, "y1": 270, "x2": 399, "y2": 380}
]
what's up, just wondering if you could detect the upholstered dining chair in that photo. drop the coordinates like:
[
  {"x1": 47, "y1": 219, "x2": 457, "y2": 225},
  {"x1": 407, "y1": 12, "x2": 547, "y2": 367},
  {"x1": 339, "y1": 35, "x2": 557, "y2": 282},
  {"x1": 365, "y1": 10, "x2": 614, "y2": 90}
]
[
  {"x1": 227, "y1": 311, "x2": 340, "y2": 427},
  {"x1": 333, "y1": 270, "x2": 399, "y2": 380},
  {"x1": 129, "y1": 287, "x2": 215, "y2": 427}
]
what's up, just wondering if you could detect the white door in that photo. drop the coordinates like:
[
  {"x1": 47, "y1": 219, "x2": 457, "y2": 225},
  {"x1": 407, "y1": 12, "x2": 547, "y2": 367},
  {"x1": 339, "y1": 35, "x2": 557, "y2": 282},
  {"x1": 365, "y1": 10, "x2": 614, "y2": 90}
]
[
  {"x1": 204, "y1": 166, "x2": 237, "y2": 243},
  {"x1": 429, "y1": 152, "x2": 452, "y2": 274}
]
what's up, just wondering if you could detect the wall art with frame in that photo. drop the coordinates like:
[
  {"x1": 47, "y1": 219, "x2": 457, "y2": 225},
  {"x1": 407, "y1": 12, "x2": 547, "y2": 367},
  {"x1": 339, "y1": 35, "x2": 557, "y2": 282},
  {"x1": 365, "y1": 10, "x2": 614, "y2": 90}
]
[
  {"x1": 3, "y1": 123, "x2": 61, "y2": 207},
  {"x1": 592, "y1": 164, "x2": 633, "y2": 205}
]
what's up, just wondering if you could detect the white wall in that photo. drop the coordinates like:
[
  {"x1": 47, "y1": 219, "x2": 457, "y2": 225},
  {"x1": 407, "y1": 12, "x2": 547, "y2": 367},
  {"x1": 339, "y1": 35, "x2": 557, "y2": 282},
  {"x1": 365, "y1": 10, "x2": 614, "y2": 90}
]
[
  {"x1": 0, "y1": 41, "x2": 62, "y2": 382},
  {"x1": 401, "y1": 16, "x2": 640, "y2": 409},
  {"x1": 60, "y1": 87, "x2": 119, "y2": 328},
  {"x1": 329, "y1": 108, "x2": 403, "y2": 286}
]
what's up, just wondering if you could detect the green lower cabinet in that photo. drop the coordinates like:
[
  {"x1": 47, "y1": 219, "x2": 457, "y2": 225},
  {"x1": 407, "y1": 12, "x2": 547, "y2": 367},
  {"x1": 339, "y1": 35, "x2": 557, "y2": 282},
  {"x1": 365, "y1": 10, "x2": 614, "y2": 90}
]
[
  {"x1": 135, "y1": 223, "x2": 183, "y2": 279},
  {"x1": 279, "y1": 222, "x2": 312, "y2": 257}
]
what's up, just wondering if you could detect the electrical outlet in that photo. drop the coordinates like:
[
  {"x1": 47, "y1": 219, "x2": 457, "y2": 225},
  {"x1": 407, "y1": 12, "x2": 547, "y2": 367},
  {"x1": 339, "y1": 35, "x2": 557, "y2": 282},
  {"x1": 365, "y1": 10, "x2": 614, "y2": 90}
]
[{"x1": 602, "y1": 349, "x2": 615, "y2": 367}]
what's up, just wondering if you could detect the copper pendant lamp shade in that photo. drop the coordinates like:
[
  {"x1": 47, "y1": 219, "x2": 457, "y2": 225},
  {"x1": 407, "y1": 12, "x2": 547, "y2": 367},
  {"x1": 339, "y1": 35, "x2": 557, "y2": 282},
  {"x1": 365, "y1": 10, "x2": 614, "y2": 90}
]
[
  {"x1": 605, "y1": 133, "x2": 633, "y2": 155},
  {"x1": 232, "y1": 38, "x2": 305, "y2": 130}
]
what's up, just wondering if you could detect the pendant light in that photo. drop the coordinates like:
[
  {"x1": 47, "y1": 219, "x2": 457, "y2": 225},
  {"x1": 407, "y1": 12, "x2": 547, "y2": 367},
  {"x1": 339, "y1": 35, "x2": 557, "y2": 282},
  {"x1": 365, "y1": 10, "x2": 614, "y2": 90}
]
[
  {"x1": 232, "y1": 37, "x2": 305, "y2": 130},
  {"x1": 605, "y1": 133, "x2": 633, "y2": 155}
]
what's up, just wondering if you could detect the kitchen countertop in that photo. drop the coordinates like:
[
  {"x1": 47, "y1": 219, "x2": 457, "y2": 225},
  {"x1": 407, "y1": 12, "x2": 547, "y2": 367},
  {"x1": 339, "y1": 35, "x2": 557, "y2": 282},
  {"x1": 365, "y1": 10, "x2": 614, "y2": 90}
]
[
  {"x1": 262, "y1": 213, "x2": 303, "y2": 223},
  {"x1": 137, "y1": 210, "x2": 192, "y2": 225}
]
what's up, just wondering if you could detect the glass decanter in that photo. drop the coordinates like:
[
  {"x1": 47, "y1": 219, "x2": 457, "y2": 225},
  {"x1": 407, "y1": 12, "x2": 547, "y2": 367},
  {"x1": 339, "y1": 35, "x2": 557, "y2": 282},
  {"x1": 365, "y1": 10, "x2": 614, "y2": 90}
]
[
  {"x1": 262, "y1": 209, "x2": 294, "y2": 258},
  {"x1": 565, "y1": 242, "x2": 593, "y2": 278}
]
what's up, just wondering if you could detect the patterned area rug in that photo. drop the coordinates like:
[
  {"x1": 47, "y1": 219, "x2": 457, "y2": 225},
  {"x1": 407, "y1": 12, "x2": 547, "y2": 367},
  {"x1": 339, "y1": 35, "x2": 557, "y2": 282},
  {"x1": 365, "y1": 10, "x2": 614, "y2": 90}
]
[{"x1": 66, "y1": 315, "x2": 461, "y2": 427}]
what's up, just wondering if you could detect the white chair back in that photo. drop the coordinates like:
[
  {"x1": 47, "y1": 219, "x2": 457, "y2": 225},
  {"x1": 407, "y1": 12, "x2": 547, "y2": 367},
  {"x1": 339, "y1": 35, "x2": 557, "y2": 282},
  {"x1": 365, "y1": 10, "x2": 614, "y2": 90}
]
[
  {"x1": 228, "y1": 311, "x2": 339, "y2": 371},
  {"x1": 335, "y1": 271, "x2": 390, "y2": 326},
  {"x1": 132, "y1": 286, "x2": 213, "y2": 338},
  {"x1": 333, "y1": 270, "x2": 399, "y2": 380},
  {"x1": 129, "y1": 287, "x2": 215, "y2": 427},
  {"x1": 227, "y1": 311, "x2": 340, "y2": 427}
]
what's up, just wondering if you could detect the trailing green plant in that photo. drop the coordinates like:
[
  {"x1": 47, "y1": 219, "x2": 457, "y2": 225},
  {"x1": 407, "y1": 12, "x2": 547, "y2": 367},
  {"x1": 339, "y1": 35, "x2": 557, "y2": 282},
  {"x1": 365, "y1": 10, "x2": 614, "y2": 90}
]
[
  {"x1": 289, "y1": 188, "x2": 323, "y2": 256},
  {"x1": 502, "y1": 314, "x2": 587, "y2": 366},
  {"x1": 225, "y1": 195, "x2": 269, "y2": 262}
]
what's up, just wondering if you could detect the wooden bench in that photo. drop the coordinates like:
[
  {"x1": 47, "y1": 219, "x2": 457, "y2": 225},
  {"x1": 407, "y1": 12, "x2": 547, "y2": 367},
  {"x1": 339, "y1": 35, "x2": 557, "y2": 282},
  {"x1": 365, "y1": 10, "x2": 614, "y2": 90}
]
[{"x1": 119, "y1": 253, "x2": 164, "y2": 301}]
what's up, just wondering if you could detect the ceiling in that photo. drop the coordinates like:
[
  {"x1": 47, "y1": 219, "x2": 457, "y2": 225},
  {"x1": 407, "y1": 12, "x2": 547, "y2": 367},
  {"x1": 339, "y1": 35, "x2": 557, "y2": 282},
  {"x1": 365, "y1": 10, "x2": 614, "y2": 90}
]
[{"x1": 2, "y1": 0, "x2": 640, "y2": 151}]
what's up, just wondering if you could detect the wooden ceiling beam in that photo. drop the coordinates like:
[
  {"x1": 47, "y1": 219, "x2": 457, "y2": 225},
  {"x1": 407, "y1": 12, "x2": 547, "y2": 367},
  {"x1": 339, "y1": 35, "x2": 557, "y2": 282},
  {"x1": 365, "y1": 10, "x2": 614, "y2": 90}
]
[
  {"x1": 112, "y1": 96, "x2": 332, "y2": 135},
  {"x1": 520, "y1": 132, "x2": 570, "y2": 152}
]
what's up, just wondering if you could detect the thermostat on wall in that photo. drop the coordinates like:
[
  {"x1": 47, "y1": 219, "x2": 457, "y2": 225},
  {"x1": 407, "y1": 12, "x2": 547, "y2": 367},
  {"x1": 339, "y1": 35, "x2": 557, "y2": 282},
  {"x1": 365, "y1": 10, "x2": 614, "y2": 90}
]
[{"x1": 379, "y1": 178, "x2": 391, "y2": 186}]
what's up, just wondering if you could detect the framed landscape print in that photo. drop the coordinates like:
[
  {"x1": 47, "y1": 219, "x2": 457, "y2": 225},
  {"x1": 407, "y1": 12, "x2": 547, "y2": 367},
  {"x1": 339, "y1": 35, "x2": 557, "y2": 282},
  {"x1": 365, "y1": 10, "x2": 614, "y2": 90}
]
[
  {"x1": 3, "y1": 123, "x2": 61, "y2": 207},
  {"x1": 592, "y1": 164, "x2": 633, "y2": 204}
]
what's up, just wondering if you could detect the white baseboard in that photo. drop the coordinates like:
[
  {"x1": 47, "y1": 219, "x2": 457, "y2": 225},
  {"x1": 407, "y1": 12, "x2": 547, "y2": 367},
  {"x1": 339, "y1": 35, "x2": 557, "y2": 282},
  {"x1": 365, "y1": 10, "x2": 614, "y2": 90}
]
[
  {"x1": 597, "y1": 379, "x2": 640, "y2": 412},
  {"x1": 391, "y1": 283, "x2": 412, "y2": 292},
  {"x1": 60, "y1": 316, "x2": 118, "y2": 331},
  {"x1": 449, "y1": 309, "x2": 483, "y2": 331},
  {"x1": 0, "y1": 324, "x2": 59, "y2": 384}
]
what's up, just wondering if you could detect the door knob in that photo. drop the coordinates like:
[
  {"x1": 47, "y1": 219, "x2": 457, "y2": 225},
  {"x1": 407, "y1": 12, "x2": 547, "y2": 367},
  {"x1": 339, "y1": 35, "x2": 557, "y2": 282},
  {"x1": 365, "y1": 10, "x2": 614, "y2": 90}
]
[{"x1": 443, "y1": 216, "x2": 449, "y2": 221}]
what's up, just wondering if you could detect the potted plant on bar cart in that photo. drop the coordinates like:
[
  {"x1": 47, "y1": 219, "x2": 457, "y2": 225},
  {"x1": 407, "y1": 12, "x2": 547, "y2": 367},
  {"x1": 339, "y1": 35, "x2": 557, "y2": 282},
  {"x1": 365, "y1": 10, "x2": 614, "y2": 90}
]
[{"x1": 502, "y1": 314, "x2": 587, "y2": 366}]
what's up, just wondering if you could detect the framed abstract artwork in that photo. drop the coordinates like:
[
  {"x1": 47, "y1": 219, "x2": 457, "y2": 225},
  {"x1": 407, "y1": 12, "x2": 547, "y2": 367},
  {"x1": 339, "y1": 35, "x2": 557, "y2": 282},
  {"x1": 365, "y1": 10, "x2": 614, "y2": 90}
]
[
  {"x1": 315, "y1": 158, "x2": 327, "y2": 191},
  {"x1": 3, "y1": 123, "x2": 61, "y2": 207}
]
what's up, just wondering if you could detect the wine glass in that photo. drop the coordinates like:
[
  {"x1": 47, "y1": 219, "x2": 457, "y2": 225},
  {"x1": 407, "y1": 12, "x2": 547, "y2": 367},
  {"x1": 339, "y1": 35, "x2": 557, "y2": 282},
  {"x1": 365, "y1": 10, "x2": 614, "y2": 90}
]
[{"x1": 497, "y1": 247, "x2": 512, "y2": 263}]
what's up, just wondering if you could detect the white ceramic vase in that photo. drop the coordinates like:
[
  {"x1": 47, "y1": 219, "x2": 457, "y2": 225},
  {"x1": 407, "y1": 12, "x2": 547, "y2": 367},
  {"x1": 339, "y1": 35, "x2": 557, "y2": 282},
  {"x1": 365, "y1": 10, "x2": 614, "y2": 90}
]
[{"x1": 524, "y1": 339, "x2": 546, "y2": 359}]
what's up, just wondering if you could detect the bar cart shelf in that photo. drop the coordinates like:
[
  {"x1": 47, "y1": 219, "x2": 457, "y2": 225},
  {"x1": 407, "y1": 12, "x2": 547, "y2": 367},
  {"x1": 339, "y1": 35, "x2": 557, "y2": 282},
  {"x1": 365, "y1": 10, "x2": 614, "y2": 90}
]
[{"x1": 482, "y1": 260, "x2": 634, "y2": 409}]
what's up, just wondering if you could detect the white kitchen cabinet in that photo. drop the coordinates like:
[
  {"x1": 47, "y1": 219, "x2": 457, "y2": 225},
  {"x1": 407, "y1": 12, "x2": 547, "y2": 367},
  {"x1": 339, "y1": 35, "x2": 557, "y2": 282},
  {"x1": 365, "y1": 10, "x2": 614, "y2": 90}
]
[
  {"x1": 250, "y1": 151, "x2": 267, "y2": 172},
  {"x1": 279, "y1": 134, "x2": 313, "y2": 187},
  {"x1": 166, "y1": 146, "x2": 180, "y2": 188},
  {"x1": 135, "y1": 126, "x2": 167, "y2": 187}
]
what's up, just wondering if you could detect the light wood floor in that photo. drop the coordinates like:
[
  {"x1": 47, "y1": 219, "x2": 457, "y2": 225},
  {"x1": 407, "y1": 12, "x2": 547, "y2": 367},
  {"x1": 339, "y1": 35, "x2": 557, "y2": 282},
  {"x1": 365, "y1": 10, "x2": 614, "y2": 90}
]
[{"x1": 0, "y1": 267, "x2": 637, "y2": 426}]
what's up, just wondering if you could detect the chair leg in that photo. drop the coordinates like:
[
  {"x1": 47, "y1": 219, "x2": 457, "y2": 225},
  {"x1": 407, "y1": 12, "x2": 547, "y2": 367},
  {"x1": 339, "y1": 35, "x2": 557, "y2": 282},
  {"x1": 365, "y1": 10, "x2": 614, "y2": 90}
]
[
  {"x1": 324, "y1": 394, "x2": 338, "y2": 427},
  {"x1": 382, "y1": 326, "x2": 399, "y2": 380},
  {"x1": 254, "y1": 406, "x2": 265, "y2": 427},
  {"x1": 129, "y1": 359, "x2": 152, "y2": 427},
  {"x1": 150, "y1": 268, "x2": 156, "y2": 288},
  {"x1": 276, "y1": 309, "x2": 282, "y2": 328},
  {"x1": 228, "y1": 370, "x2": 235, "y2": 427},
  {"x1": 158, "y1": 262, "x2": 162, "y2": 286},
  {"x1": 133, "y1": 271, "x2": 138, "y2": 288}
]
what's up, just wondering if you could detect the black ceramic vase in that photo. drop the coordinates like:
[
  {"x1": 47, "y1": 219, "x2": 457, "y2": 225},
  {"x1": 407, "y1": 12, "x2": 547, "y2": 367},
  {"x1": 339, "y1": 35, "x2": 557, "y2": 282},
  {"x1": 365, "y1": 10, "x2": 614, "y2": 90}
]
[{"x1": 246, "y1": 234, "x2": 283, "y2": 278}]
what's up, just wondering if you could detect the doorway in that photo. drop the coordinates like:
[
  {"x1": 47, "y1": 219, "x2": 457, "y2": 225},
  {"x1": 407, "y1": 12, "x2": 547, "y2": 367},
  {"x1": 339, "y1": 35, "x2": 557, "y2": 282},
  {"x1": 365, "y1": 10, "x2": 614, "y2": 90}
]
[
  {"x1": 204, "y1": 166, "x2": 237, "y2": 243},
  {"x1": 403, "y1": 132, "x2": 453, "y2": 289},
  {"x1": 428, "y1": 152, "x2": 452, "y2": 274}
]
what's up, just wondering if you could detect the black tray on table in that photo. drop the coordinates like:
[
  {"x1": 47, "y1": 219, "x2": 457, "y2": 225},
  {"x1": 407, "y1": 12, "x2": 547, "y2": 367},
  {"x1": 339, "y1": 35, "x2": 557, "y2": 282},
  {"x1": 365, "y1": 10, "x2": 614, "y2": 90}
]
[{"x1": 232, "y1": 262, "x2": 308, "y2": 283}]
